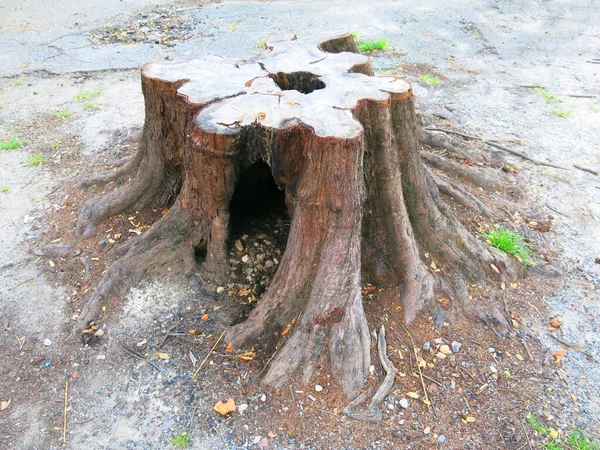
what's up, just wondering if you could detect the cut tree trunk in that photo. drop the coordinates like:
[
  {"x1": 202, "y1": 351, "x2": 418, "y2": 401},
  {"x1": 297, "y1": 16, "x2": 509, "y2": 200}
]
[{"x1": 74, "y1": 32, "x2": 517, "y2": 397}]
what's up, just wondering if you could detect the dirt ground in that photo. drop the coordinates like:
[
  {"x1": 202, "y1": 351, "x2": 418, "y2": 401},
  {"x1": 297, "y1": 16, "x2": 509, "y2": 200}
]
[{"x1": 1, "y1": 1, "x2": 599, "y2": 449}]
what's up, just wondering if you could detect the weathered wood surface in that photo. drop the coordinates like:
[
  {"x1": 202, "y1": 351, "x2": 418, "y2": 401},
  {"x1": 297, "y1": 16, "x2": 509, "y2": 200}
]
[{"x1": 75, "y1": 32, "x2": 516, "y2": 396}]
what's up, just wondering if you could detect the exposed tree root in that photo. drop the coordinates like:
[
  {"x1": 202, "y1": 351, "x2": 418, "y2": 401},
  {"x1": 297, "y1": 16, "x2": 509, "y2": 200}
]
[
  {"x1": 421, "y1": 150, "x2": 505, "y2": 191},
  {"x1": 77, "y1": 151, "x2": 143, "y2": 189},
  {"x1": 430, "y1": 169, "x2": 496, "y2": 218},
  {"x1": 343, "y1": 326, "x2": 397, "y2": 422},
  {"x1": 69, "y1": 32, "x2": 524, "y2": 398}
]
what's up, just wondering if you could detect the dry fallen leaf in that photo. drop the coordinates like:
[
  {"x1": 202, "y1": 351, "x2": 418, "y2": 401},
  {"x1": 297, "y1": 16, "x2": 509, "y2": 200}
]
[
  {"x1": 268, "y1": 431, "x2": 276, "y2": 438},
  {"x1": 225, "y1": 342, "x2": 233, "y2": 353},
  {"x1": 156, "y1": 352, "x2": 169, "y2": 360},
  {"x1": 516, "y1": 354, "x2": 524, "y2": 361},
  {"x1": 549, "y1": 317, "x2": 562, "y2": 328},
  {"x1": 201, "y1": 314, "x2": 210, "y2": 321},
  {"x1": 554, "y1": 350, "x2": 565, "y2": 365},
  {"x1": 464, "y1": 416, "x2": 476, "y2": 423},
  {"x1": 407, "y1": 392, "x2": 420, "y2": 399},
  {"x1": 281, "y1": 324, "x2": 291, "y2": 336},
  {"x1": 238, "y1": 350, "x2": 256, "y2": 361},
  {"x1": 1, "y1": 399, "x2": 11, "y2": 410},
  {"x1": 214, "y1": 398, "x2": 236, "y2": 415},
  {"x1": 549, "y1": 428, "x2": 559, "y2": 439}
]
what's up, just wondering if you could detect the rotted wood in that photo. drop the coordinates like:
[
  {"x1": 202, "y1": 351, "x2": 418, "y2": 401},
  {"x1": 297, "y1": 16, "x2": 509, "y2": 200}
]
[{"x1": 73, "y1": 32, "x2": 517, "y2": 397}]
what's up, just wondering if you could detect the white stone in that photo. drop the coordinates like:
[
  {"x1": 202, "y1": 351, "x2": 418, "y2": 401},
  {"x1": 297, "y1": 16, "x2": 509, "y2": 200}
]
[
  {"x1": 315, "y1": 385, "x2": 323, "y2": 392},
  {"x1": 399, "y1": 398, "x2": 409, "y2": 409}
]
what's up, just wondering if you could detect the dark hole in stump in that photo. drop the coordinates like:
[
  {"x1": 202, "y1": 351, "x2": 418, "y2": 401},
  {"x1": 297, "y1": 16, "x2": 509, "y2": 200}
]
[
  {"x1": 269, "y1": 71, "x2": 326, "y2": 94},
  {"x1": 230, "y1": 159, "x2": 287, "y2": 228},
  {"x1": 228, "y1": 159, "x2": 289, "y2": 325}
]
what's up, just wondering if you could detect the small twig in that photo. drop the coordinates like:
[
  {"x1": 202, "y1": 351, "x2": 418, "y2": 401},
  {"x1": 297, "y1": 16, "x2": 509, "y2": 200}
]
[
  {"x1": 73, "y1": 416, "x2": 95, "y2": 425},
  {"x1": 567, "y1": 94, "x2": 596, "y2": 98},
  {"x1": 121, "y1": 345, "x2": 167, "y2": 376},
  {"x1": 519, "y1": 418, "x2": 534, "y2": 450},
  {"x1": 522, "y1": 339, "x2": 533, "y2": 360},
  {"x1": 545, "y1": 202, "x2": 570, "y2": 218},
  {"x1": 458, "y1": 366, "x2": 480, "y2": 384},
  {"x1": 191, "y1": 329, "x2": 226, "y2": 380},
  {"x1": 573, "y1": 164, "x2": 599, "y2": 176},
  {"x1": 425, "y1": 127, "x2": 566, "y2": 169},
  {"x1": 547, "y1": 333, "x2": 589, "y2": 355},
  {"x1": 421, "y1": 373, "x2": 443, "y2": 387},
  {"x1": 63, "y1": 380, "x2": 69, "y2": 445}
]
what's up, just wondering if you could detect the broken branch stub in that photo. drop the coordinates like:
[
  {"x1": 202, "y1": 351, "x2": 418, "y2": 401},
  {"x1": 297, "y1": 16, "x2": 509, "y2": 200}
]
[{"x1": 75, "y1": 32, "x2": 517, "y2": 397}]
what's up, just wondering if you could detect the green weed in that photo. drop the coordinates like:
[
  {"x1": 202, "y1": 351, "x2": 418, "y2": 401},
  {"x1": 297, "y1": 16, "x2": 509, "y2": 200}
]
[
  {"x1": 552, "y1": 107, "x2": 572, "y2": 118},
  {"x1": 257, "y1": 39, "x2": 267, "y2": 49},
  {"x1": 566, "y1": 430, "x2": 600, "y2": 450},
  {"x1": 482, "y1": 225, "x2": 533, "y2": 266},
  {"x1": 419, "y1": 74, "x2": 440, "y2": 85},
  {"x1": 352, "y1": 34, "x2": 388, "y2": 53},
  {"x1": 51, "y1": 141, "x2": 63, "y2": 149},
  {"x1": 74, "y1": 88, "x2": 102, "y2": 102},
  {"x1": 84, "y1": 103, "x2": 98, "y2": 110},
  {"x1": 1, "y1": 186, "x2": 9, "y2": 193},
  {"x1": 171, "y1": 432, "x2": 191, "y2": 448},
  {"x1": 0, "y1": 103, "x2": 4, "y2": 109},
  {"x1": 56, "y1": 109, "x2": 71, "y2": 119},
  {"x1": 0, "y1": 137, "x2": 28, "y2": 151},
  {"x1": 13, "y1": 80, "x2": 23, "y2": 86},
  {"x1": 528, "y1": 414, "x2": 547, "y2": 435},
  {"x1": 535, "y1": 88, "x2": 562, "y2": 104},
  {"x1": 26, "y1": 154, "x2": 45, "y2": 166}
]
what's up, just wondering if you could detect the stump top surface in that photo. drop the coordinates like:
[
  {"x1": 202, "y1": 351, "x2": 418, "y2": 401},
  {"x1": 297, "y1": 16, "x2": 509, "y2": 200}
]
[{"x1": 143, "y1": 32, "x2": 411, "y2": 138}]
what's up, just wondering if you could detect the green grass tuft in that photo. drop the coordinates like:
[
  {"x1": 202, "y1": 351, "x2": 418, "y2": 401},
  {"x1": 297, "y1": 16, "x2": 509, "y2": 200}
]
[
  {"x1": 56, "y1": 109, "x2": 71, "y2": 119},
  {"x1": 84, "y1": 102, "x2": 98, "y2": 110},
  {"x1": 0, "y1": 136, "x2": 28, "y2": 150},
  {"x1": 13, "y1": 80, "x2": 23, "y2": 86},
  {"x1": 528, "y1": 414, "x2": 547, "y2": 435},
  {"x1": 74, "y1": 88, "x2": 102, "y2": 102},
  {"x1": 355, "y1": 38, "x2": 388, "y2": 53},
  {"x1": 26, "y1": 154, "x2": 45, "y2": 166},
  {"x1": 419, "y1": 74, "x2": 440, "y2": 85},
  {"x1": 535, "y1": 88, "x2": 562, "y2": 104},
  {"x1": 171, "y1": 432, "x2": 191, "y2": 448},
  {"x1": 1, "y1": 186, "x2": 9, "y2": 193},
  {"x1": 0, "y1": 103, "x2": 4, "y2": 109},
  {"x1": 552, "y1": 107, "x2": 572, "y2": 118},
  {"x1": 257, "y1": 39, "x2": 267, "y2": 49},
  {"x1": 483, "y1": 225, "x2": 533, "y2": 266},
  {"x1": 567, "y1": 430, "x2": 600, "y2": 450}
]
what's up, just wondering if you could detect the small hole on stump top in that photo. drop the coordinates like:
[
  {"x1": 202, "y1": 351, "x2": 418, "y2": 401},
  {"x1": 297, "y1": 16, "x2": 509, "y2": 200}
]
[{"x1": 269, "y1": 71, "x2": 326, "y2": 94}]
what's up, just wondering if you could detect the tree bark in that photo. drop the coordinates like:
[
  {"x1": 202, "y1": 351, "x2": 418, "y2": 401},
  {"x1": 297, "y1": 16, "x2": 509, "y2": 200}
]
[{"x1": 74, "y1": 32, "x2": 517, "y2": 397}]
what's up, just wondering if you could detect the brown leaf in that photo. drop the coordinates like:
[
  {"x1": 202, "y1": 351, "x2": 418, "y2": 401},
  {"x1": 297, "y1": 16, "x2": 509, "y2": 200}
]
[
  {"x1": 554, "y1": 349, "x2": 564, "y2": 365},
  {"x1": 156, "y1": 352, "x2": 169, "y2": 360},
  {"x1": 214, "y1": 398, "x2": 236, "y2": 415},
  {"x1": 201, "y1": 314, "x2": 209, "y2": 321},
  {"x1": 549, "y1": 317, "x2": 562, "y2": 328},
  {"x1": 225, "y1": 342, "x2": 233, "y2": 353},
  {"x1": 238, "y1": 350, "x2": 256, "y2": 361},
  {"x1": 281, "y1": 324, "x2": 291, "y2": 336},
  {"x1": 161, "y1": 208, "x2": 169, "y2": 215}
]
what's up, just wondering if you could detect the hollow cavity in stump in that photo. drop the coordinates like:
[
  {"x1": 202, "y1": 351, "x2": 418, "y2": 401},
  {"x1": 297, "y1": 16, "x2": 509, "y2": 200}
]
[{"x1": 74, "y1": 32, "x2": 516, "y2": 397}]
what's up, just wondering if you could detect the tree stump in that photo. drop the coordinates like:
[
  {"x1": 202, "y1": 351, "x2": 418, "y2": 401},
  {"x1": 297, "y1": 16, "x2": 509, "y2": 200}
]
[{"x1": 75, "y1": 32, "x2": 517, "y2": 396}]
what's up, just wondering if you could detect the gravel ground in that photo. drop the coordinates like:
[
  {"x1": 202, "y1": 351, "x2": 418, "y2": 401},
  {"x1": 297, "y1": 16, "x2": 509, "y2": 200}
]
[{"x1": 1, "y1": 1, "x2": 599, "y2": 448}]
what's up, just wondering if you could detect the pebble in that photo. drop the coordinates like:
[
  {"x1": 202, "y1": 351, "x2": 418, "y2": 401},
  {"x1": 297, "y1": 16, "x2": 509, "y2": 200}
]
[
  {"x1": 97, "y1": 354, "x2": 106, "y2": 360},
  {"x1": 43, "y1": 338, "x2": 51, "y2": 346},
  {"x1": 439, "y1": 344, "x2": 452, "y2": 355},
  {"x1": 238, "y1": 404, "x2": 248, "y2": 415},
  {"x1": 216, "y1": 286, "x2": 225, "y2": 294},
  {"x1": 315, "y1": 385, "x2": 323, "y2": 392},
  {"x1": 260, "y1": 394, "x2": 266, "y2": 402},
  {"x1": 399, "y1": 398, "x2": 409, "y2": 409},
  {"x1": 423, "y1": 341, "x2": 431, "y2": 351},
  {"x1": 451, "y1": 341, "x2": 462, "y2": 353},
  {"x1": 436, "y1": 352, "x2": 447, "y2": 359},
  {"x1": 242, "y1": 255, "x2": 250, "y2": 263},
  {"x1": 438, "y1": 435, "x2": 446, "y2": 443},
  {"x1": 424, "y1": 426, "x2": 431, "y2": 435}
]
